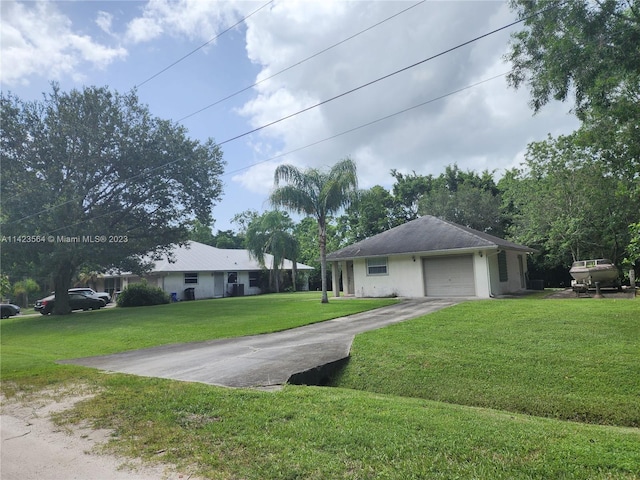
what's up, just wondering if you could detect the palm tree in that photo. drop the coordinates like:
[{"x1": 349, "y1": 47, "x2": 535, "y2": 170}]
[
  {"x1": 245, "y1": 210, "x2": 298, "y2": 293},
  {"x1": 270, "y1": 158, "x2": 358, "y2": 303}
]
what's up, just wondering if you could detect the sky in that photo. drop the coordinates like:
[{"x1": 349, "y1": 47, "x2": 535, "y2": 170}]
[{"x1": 0, "y1": 0, "x2": 581, "y2": 232}]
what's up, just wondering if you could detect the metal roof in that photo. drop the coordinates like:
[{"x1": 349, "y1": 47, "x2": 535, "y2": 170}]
[
  {"x1": 152, "y1": 241, "x2": 314, "y2": 272},
  {"x1": 109, "y1": 241, "x2": 313, "y2": 275},
  {"x1": 326, "y1": 215, "x2": 534, "y2": 261}
]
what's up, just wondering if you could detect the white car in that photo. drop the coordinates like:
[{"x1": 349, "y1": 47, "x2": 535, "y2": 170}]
[{"x1": 68, "y1": 288, "x2": 111, "y2": 304}]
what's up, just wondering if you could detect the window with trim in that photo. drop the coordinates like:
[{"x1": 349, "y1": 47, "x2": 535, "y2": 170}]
[
  {"x1": 498, "y1": 251, "x2": 508, "y2": 282},
  {"x1": 367, "y1": 257, "x2": 388, "y2": 275},
  {"x1": 249, "y1": 271, "x2": 260, "y2": 287},
  {"x1": 184, "y1": 272, "x2": 198, "y2": 284},
  {"x1": 227, "y1": 272, "x2": 238, "y2": 284}
]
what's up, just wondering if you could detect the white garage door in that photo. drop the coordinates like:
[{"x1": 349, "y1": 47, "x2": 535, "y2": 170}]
[{"x1": 423, "y1": 255, "x2": 475, "y2": 297}]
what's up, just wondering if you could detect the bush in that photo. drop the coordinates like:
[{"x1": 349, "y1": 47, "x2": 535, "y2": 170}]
[{"x1": 116, "y1": 283, "x2": 170, "y2": 307}]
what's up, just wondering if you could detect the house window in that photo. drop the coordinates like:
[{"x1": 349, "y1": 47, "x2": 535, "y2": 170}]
[
  {"x1": 498, "y1": 251, "x2": 508, "y2": 282},
  {"x1": 249, "y1": 271, "x2": 260, "y2": 287},
  {"x1": 367, "y1": 257, "x2": 388, "y2": 275},
  {"x1": 184, "y1": 272, "x2": 198, "y2": 284},
  {"x1": 228, "y1": 272, "x2": 238, "y2": 284}
]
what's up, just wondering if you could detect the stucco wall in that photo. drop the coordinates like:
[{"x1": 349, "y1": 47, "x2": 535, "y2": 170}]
[
  {"x1": 162, "y1": 271, "x2": 263, "y2": 299},
  {"x1": 492, "y1": 250, "x2": 528, "y2": 295},
  {"x1": 336, "y1": 249, "x2": 528, "y2": 299},
  {"x1": 352, "y1": 254, "x2": 429, "y2": 298},
  {"x1": 112, "y1": 271, "x2": 263, "y2": 300}
]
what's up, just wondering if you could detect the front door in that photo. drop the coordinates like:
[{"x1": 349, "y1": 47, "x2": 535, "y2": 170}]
[{"x1": 214, "y1": 272, "x2": 224, "y2": 297}]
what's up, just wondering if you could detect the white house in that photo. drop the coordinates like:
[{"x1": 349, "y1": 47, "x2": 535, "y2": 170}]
[
  {"x1": 326, "y1": 215, "x2": 535, "y2": 299},
  {"x1": 99, "y1": 241, "x2": 314, "y2": 301}
]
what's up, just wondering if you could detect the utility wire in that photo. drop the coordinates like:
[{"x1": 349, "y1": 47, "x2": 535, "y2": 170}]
[
  {"x1": 7, "y1": 2, "x2": 564, "y2": 226},
  {"x1": 177, "y1": 0, "x2": 426, "y2": 122},
  {"x1": 39, "y1": 72, "x2": 509, "y2": 236},
  {"x1": 224, "y1": 72, "x2": 509, "y2": 177},
  {"x1": 135, "y1": 0, "x2": 274, "y2": 88},
  {"x1": 216, "y1": 2, "x2": 565, "y2": 147}
]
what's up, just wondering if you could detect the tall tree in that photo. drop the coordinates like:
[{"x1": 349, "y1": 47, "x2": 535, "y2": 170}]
[
  {"x1": 244, "y1": 210, "x2": 298, "y2": 293},
  {"x1": 0, "y1": 85, "x2": 225, "y2": 314},
  {"x1": 500, "y1": 134, "x2": 638, "y2": 266},
  {"x1": 506, "y1": 0, "x2": 640, "y2": 118},
  {"x1": 390, "y1": 169, "x2": 432, "y2": 222},
  {"x1": 187, "y1": 219, "x2": 216, "y2": 246},
  {"x1": 271, "y1": 158, "x2": 358, "y2": 303},
  {"x1": 212, "y1": 230, "x2": 244, "y2": 249},
  {"x1": 418, "y1": 165, "x2": 503, "y2": 234},
  {"x1": 506, "y1": 0, "x2": 640, "y2": 269},
  {"x1": 340, "y1": 185, "x2": 398, "y2": 244}
]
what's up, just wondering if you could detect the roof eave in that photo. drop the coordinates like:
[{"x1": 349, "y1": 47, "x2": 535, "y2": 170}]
[{"x1": 327, "y1": 244, "x2": 536, "y2": 262}]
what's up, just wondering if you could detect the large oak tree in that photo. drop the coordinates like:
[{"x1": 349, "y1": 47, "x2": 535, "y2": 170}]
[{"x1": 1, "y1": 85, "x2": 225, "y2": 314}]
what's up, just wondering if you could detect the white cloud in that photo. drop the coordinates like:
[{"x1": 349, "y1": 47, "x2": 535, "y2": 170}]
[
  {"x1": 0, "y1": 1, "x2": 127, "y2": 86},
  {"x1": 96, "y1": 11, "x2": 114, "y2": 35},
  {"x1": 124, "y1": 0, "x2": 247, "y2": 44},
  {"x1": 235, "y1": 1, "x2": 580, "y2": 191}
]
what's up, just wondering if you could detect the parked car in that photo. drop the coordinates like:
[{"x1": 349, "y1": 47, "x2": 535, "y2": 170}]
[
  {"x1": 34, "y1": 292, "x2": 106, "y2": 315},
  {"x1": 69, "y1": 287, "x2": 111, "y2": 304},
  {"x1": 0, "y1": 303, "x2": 21, "y2": 319}
]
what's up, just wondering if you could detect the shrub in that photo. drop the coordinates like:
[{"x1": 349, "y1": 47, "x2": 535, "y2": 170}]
[{"x1": 116, "y1": 283, "x2": 170, "y2": 307}]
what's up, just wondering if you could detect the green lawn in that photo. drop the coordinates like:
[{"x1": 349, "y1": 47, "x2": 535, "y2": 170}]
[
  {"x1": 0, "y1": 292, "x2": 397, "y2": 390},
  {"x1": 1, "y1": 292, "x2": 639, "y2": 479},
  {"x1": 331, "y1": 299, "x2": 640, "y2": 427}
]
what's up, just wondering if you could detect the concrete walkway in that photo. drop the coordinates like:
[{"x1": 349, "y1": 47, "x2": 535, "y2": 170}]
[{"x1": 61, "y1": 298, "x2": 459, "y2": 389}]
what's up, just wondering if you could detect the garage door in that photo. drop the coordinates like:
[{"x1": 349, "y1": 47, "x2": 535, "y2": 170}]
[{"x1": 423, "y1": 255, "x2": 475, "y2": 297}]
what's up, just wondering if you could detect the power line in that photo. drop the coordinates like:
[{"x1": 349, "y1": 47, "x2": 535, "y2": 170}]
[
  {"x1": 216, "y1": 5, "x2": 552, "y2": 147},
  {"x1": 223, "y1": 72, "x2": 510, "y2": 177},
  {"x1": 39, "y1": 72, "x2": 509, "y2": 236},
  {"x1": 135, "y1": 0, "x2": 274, "y2": 88},
  {"x1": 177, "y1": 0, "x2": 426, "y2": 122},
  {"x1": 6, "y1": 2, "x2": 564, "y2": 227}
]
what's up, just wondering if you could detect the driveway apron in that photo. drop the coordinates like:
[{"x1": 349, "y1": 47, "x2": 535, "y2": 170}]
[{"x1": 60, "y1": 298, "x2": 459, "y2": 388}]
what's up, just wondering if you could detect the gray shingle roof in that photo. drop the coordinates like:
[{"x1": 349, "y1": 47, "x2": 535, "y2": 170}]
[{"x1": 326, "y1": 215, "x2": 534, "y2": 260}]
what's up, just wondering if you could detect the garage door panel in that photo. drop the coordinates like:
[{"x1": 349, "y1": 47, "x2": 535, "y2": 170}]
[{"x1": 423, "y1": 255, "x2": 475, "y2": 297}]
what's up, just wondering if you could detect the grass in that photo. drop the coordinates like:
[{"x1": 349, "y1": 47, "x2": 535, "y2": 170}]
[
  {"x1": 0, "y1": 292, "x2": 397, "y2": 391},
  {"x1": 2, "y1": 292, "x2": 639, "y2": 479},
  {"x1": 331, "y1": 299, "x2": 640, "y2": 427}
]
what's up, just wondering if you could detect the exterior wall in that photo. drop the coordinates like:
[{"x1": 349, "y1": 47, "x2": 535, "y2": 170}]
[
  {"x1": 490, "y1": 250, "x2": 528, "y2": 296},
  {"x1": 162, "y1": 272, "x2": 217, "y2": 300},
  {"x1": 352, "y1": 254, "x2": 426, "y2": 298},
  {"x1": 334, "y1": 250, "x2": 528, "y2": 299},
  {"x1": 163, "y1": 271, "x2": 264, "y2": 299},
  {"x1": 112, "y1": 271, "x2": 264, "y2": 300}
]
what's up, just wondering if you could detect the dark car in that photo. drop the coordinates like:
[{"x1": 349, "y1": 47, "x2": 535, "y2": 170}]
[
  {"x1": 68, "y1": 287, "x2": 111, "y2": 304},
  {"x1": 0, "y1": 303, "x2": 21, "y2": 319},
  {"x1": 34, "y1": 292, "x2": 106, "y2": 315}
]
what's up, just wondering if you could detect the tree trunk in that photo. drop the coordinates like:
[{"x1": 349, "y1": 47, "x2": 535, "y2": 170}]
[
  {"x1": 318, "y1": 219, "x2": 328, "y2": 303},
  {"x1": 52, "y1": 259, "x2": 75, "y2": 315}
]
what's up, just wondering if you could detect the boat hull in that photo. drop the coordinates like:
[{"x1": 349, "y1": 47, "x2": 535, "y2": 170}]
[{"x1": 569, "y1": 259, "x2": 619, "y2": 287}]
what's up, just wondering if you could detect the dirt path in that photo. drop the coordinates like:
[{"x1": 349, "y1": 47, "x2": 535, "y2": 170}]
[{"x1": 1, "y1": 390, "x2": 200, "y2": 480}]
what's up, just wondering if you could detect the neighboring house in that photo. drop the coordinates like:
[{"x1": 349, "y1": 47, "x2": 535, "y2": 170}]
[
  {"x1": 326, "y1": 215, "x2": 535, "y2": 299},
  {"x1": 98, "y1": 241, "x2": 313, "y2": 301}
]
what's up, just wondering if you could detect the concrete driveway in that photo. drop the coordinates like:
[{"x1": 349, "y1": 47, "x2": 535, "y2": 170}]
[{"x1": 60, "y1": 298, "x2": 459, "y2": 389}]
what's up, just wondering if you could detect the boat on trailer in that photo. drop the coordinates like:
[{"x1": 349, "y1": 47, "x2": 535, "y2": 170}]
[{"x1": 569, "y1": 259, "x2": 619, "y2": 288}]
